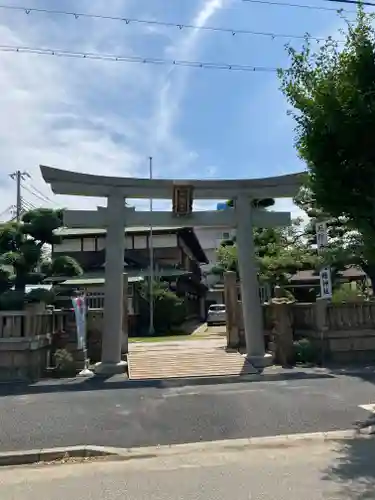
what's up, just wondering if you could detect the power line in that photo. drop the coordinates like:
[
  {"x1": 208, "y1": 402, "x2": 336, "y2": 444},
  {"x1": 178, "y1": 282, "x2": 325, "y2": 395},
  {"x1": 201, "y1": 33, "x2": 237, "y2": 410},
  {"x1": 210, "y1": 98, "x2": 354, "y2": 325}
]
[
  {"x1": 0, "y1": 44, "x2": 280, "y2": 72},
  {"x1": 9, "y1": 170, "x2": 54, "y2": 215},
  {"x1": 9, "y1": 170, "x2": 30, "y2": 221},
  {"x1": 0, "y1": 3, "x2": 340, "y2": 43},
  {"x1": 0, "y1": 205, "x2": 15, "y2": 220},
  {"x1": 242, "y1": 0, "x2": 358, "y2": 12},
  {"x1": 25, "y1": 181, "x2": 54, "y2": 204},
  {"x1": 20, "y1": 183, "x2": 54, "y2": 205},
  {"x1": 325, "y1": 0, "x2": 375, "y2": 6},
  {"x1": 21, "y1": 197, "x2": 36, "y2": 211}
]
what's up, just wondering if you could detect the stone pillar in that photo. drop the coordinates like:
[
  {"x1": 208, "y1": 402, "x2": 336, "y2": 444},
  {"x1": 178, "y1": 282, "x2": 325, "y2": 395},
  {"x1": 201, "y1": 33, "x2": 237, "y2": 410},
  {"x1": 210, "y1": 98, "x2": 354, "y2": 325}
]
[
  {"x1": 199, "y1": 296, "x2": 206, "y2": 321},
  {"x1": 94, "y1": 193, "x2": 127, "y2": 375},
  {"x1": 315, "y1": 298, "x2": 329, "y2": 366},
  {"x1": 121, "y1": 273, "x2": 129, "y2": 355},
  {"x1": 270, "y1": 287, "x2": 295, "y2": 367},
  {"x1": 224, "y1": 271, "x2": 239, "y2": 348},
  {"x1": 235, "y1": 194, "x2": 271, "y2": 368}
]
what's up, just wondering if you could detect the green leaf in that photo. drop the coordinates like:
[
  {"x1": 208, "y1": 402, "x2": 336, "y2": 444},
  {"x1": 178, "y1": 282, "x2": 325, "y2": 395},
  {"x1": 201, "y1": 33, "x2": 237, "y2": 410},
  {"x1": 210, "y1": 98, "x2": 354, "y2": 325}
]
[
  {"x1": 50, "y1": 256, "x2": 83, "y2": 277},
  {"x1": 280, "y1": 5, "x2": 375, "y2": 237},
  {"x1": 0, "y1": 208, "x2": 82, "y2": 304}
]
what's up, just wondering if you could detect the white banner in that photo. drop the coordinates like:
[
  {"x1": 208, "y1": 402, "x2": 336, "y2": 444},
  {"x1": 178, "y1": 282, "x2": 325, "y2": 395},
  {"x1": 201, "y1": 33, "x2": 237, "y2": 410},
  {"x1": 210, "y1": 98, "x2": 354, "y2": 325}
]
[
  {"x1": 71, "y1": 295, "x2": 87, "y2": 350},
  {"x1": 319, "y1": 266, "x2": 332, "y2": 299},
  {"x1": 315, "y1": 222, "x2": 332, "y2": 299},
  {"x1": 315, "y1": 221, "x2": 328, "y2": 249}
]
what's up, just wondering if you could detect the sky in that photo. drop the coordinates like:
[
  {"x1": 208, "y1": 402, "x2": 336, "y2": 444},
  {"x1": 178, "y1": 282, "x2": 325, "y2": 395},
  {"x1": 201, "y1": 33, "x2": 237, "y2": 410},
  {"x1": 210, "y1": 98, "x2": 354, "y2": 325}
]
[{"x1": 0, "y1": 0, "x2": 361, "y2": 219}]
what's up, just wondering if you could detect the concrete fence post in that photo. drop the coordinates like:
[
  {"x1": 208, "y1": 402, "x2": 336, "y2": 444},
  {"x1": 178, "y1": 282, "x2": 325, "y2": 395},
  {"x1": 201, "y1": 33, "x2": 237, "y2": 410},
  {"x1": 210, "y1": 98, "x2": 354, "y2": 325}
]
[
  {"x1": 270, "y1": 286, "x2": 294, "y2": 366},
  {"x1": 315, "y1": 298, "x2": 329, "y2": 365},
  {"x1": 122, "y1": 273, "x2": 129, "y2": 355}
]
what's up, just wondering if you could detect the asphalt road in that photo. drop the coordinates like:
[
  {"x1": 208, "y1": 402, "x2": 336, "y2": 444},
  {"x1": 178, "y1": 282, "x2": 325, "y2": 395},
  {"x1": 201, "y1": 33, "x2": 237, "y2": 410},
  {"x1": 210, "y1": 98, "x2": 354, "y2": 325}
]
[
  {"x1": 1, "y1": 438, "x2": 375, "y2": 499},
  {"x1": 0, "y1": 370, "x2": 375, "y2": 452}
]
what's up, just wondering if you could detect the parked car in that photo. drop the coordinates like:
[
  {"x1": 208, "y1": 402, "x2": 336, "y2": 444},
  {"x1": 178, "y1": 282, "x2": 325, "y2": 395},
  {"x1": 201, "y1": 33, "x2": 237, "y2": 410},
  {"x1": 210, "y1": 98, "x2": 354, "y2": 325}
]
[{"x1": 207, "y1": 303, "x2": 226, "y2": 326}]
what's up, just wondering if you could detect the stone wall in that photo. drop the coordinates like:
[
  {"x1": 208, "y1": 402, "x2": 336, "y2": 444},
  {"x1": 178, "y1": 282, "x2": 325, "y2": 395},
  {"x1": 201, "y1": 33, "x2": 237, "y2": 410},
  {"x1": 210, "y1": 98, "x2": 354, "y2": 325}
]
[
  {"x1": 0, "y1": 307, "x2": 132, "y2": 381},
  {"x1": 224, "y1": 271, "x2": 375, "y2": 364},
  {"x1": 50, "y1": 308, "x2": 133, "y2": 365},
  {"x1": 0, "y1": 310, "x2": 53, "y2": 381},
  {"x1": 304, "y1": 301, "x2": 375, "y2": 364}
]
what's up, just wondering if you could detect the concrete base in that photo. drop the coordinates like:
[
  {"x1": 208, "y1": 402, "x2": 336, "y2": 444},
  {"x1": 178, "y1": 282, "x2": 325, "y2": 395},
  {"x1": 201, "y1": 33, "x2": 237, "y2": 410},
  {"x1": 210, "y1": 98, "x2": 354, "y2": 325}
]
[
  {"x1": 245, "y1": 353, "x2": 273, "y2": 371},
  {"x1": 94, "y1": 360, "x2": 127, "y2": 376},
  {"x1": 78, "y1": 368, "x2": 94, "y2": 377}
]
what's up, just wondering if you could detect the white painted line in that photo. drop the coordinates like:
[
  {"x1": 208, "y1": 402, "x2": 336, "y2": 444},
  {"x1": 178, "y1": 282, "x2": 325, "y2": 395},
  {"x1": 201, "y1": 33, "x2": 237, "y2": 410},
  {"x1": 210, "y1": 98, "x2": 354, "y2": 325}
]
[{"x1": 359, "y1": 403, "x2": 375, "y2": 413}]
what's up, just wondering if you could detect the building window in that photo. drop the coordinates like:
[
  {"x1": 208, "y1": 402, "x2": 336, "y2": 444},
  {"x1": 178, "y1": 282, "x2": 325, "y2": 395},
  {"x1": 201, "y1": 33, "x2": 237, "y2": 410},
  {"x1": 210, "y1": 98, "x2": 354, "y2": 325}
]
[
  {"x1": 134, "y1": 235, "x2": 147, "y2": 249},
  {"x1": 53, "y1": 239, "x2": 81, "y2": 252},
  {"x1": 82, "y1": 237, "x2": 96, "y2": 252},
  {"x1": 97, "y1": 237, "x2": 106, "y2": 251},
  {"x1": 222, "y1": 232, "x2": 230, "y2": 240}
]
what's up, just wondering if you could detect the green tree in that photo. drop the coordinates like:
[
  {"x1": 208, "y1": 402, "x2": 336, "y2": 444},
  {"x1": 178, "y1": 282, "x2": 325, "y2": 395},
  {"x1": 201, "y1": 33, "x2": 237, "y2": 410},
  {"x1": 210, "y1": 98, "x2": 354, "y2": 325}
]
[
  {"x1": 295, "y1": 183, "x2": 375, "y2": 291},
  {"x1": 137, "y1": 280, "x2": 186, "y2": 334},
  {"x1": 41, "y1": 255, "x2": 83, "y2": 278},
  {"x1": 0, "y1": 208, "x2": 82, "y2": 306},
  {"x1": 214, "y1": 219, "x2": 319, "y2": 288},
  {"x1": 279, "y1": 5, "x2": 375, "y2": 288}
]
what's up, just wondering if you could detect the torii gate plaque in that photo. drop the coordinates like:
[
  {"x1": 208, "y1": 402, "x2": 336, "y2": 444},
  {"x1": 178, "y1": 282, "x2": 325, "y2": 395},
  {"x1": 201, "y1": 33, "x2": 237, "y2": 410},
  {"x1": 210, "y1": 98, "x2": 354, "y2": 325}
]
[
  {"x1": 40, "y1": 165, "x2": 303, "y2": 375},
  {"x1": 172, "y1": 184, "x2": 194, "y2": 216}
]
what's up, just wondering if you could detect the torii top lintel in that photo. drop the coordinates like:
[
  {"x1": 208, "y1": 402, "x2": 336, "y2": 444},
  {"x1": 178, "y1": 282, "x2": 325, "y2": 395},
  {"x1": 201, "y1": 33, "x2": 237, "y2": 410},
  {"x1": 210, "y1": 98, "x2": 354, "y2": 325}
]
[{"x1": 40, "y1": 165, "x2": 304, "y2": 200}]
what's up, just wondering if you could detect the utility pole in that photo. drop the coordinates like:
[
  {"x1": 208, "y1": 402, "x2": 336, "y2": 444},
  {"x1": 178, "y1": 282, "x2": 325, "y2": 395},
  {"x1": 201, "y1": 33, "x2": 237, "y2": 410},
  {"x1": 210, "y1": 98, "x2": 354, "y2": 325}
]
[
  {"x1": 148, "y1": 156, "x2": 155, "y2": 336},
  {"x1": 9, "y1": 171, "x2": 30, "y2": 221}
]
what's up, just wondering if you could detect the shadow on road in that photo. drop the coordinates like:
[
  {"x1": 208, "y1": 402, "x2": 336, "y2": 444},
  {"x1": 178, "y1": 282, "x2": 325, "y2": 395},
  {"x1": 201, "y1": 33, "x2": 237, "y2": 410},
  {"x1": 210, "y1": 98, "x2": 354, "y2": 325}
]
[
  {"x1": 0, "y1": 371, "x2": 334, "y2": 397},
  {"x1": 324, "y1": 436, "x2": 375, "y2": 500},
  {"x1": 325, "y1": 365, "x2": 375, "y2": 384}
]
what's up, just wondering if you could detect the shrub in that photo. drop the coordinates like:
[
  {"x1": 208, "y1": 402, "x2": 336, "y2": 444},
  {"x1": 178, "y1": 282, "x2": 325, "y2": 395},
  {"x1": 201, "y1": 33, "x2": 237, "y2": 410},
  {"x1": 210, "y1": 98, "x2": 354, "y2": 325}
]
[
  {"x1": 26, "y1": 288, "x2": 55, "y2": 305},
  {"x1": 331, "y1": 284, "x2": 365, "y2": 303},
  {"x1": 138, "y1": 280, "x2": 186, "y2": 334},
  {"x1": 0, "y1": 290, "x2": 26, "y2": 310},
  {"x1": 54, "y1": 348, "x2": 76, "y2": 376},
  {"x1": 293, "y1": 338, "x2": 318, "y2": 364}
]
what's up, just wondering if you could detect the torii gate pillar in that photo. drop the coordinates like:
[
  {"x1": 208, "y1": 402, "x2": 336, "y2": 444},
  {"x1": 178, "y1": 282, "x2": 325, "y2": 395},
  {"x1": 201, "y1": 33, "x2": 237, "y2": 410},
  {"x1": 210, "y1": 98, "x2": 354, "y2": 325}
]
[
  {"x1": 235, "y1": 194, "x2": 267, "y2": 365},
  {"x1": 95, "y1": 193, "x2": 127, "y2": 375}
]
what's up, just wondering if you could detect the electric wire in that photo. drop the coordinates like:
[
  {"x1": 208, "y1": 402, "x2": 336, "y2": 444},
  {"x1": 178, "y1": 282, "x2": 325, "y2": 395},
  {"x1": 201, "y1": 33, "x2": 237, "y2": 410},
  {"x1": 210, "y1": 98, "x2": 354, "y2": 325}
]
[
  {"x1": 20, "y1": 183, "x2": 54, "y2": 205},
  {"x1": 0, "y1": 44, "x2": 282, "y2": 72},
  {"x1": 242, "y1": 0, "x2": 358, "y2": 12},
  {"x1": 0, "y1": 3, "x2": 344, "y2": 43}
]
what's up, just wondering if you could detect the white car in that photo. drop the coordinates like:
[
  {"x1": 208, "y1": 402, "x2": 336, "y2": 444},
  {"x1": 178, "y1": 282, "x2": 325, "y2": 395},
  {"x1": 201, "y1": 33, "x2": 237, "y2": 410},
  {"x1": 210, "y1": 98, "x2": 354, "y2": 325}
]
[{"x1": 207, "y1": 304, "x2": 226, "y2": 326}]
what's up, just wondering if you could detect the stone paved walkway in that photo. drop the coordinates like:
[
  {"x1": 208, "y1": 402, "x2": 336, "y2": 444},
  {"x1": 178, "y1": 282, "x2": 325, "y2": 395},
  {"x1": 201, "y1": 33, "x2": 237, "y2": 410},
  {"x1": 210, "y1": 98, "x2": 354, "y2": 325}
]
[{"x1": 128, "y1": 333, "x2": 257, "y2": 379}]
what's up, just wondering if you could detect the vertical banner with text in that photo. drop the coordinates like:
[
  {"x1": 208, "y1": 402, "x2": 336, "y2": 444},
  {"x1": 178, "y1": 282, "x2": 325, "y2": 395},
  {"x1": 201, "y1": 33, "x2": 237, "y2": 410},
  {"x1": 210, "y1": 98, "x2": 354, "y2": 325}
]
[
  {"x1": 315, "y1": 222, "x2": 332, "y2": 299},
  {"x1": 71, "y1": 295, "x2": 87, "y2": 350}
]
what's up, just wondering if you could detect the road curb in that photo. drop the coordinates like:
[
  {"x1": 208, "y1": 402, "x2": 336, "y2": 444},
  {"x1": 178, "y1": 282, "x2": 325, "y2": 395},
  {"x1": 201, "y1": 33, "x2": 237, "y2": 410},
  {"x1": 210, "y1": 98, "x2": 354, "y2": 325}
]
[
  {"x1": 0, "y1": 446, "x2": 117, "y2": 467},
  {"x1": 109, "y1": 429, "x2": 374, "y2": 459},
  {"x1": 125, "y1": 370, "x2": 333, "y2": 388},
  {"x1": 1, "y1": 430, "x2": 373, "y2": 467}
]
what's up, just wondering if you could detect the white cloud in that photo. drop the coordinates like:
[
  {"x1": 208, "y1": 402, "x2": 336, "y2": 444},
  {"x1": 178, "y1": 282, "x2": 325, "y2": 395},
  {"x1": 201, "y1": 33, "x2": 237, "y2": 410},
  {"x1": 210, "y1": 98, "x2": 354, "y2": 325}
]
[
  {"x1": 0, "y1": 0, "x2": 307, "y2": 228},
  {"x1": 149, "y1": 0, "x2": 231, "y2": 175},
  {"x1": 0, "y1": 0, "x2": 233, "y2": 218},
  {"x1": 0, "y1": 0, "x2": 173, "y2": 215},
  {"x1": 273, "y1": 198, "x2": 306, "y2": 222}
]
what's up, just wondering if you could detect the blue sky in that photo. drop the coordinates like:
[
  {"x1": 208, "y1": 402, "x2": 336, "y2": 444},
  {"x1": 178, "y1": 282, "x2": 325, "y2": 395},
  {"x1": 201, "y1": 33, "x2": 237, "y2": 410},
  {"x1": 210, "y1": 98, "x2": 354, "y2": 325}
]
[{"x1": 0, "y1": 0, "x2": 357, "y2": 216}]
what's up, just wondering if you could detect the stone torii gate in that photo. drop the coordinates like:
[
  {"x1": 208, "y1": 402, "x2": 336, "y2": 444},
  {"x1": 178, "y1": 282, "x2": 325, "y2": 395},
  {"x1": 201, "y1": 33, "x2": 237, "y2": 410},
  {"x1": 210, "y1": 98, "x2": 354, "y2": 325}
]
[{"x1": 40, "y1": 165, "x2": 303, "y2": 375}]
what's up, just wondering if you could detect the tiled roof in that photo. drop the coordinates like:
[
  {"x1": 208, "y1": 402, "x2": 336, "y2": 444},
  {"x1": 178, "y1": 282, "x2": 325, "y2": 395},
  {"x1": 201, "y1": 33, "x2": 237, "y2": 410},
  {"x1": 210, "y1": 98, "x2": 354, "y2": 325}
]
[
  {"x1": 55, "y1": 227, "x2": 185, "y2": 236},
  {"x1": 59, "y1": 268, "x2": 191, "y2": 286},
  {"x1": 290, "y1": 267, "x2": 366, "y2": 282}
]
